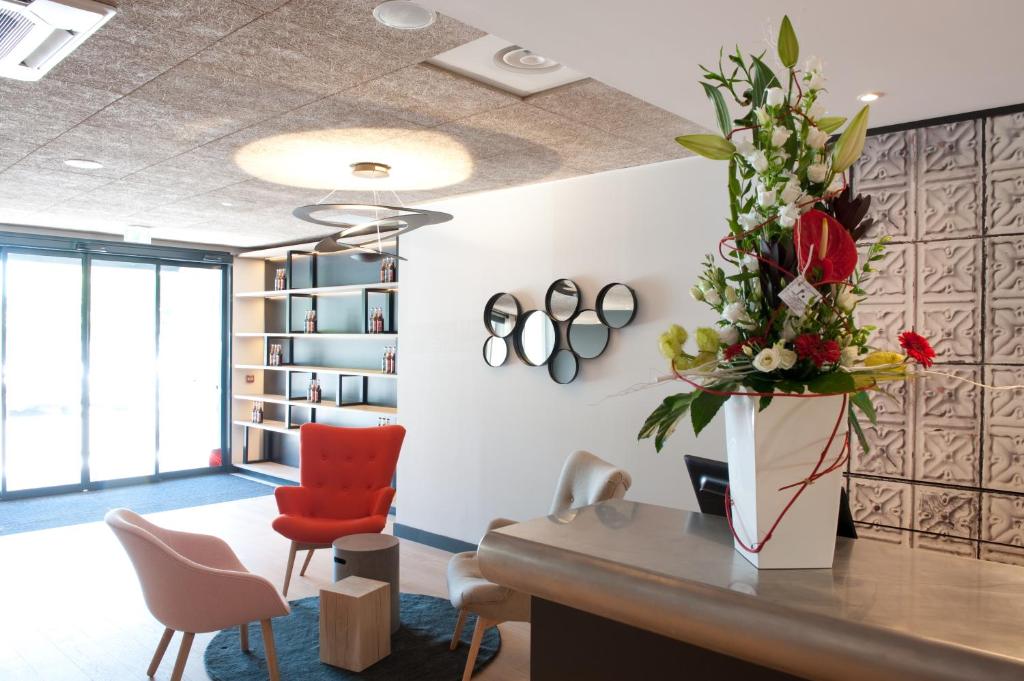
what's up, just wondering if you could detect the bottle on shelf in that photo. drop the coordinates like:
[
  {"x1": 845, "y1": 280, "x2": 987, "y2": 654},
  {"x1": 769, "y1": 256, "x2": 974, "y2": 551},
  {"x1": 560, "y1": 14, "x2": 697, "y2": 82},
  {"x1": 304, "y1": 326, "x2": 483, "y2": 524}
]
[
  {"x1": 252, "y1": 401, "x2": 264, "y2": 424},
  {"x1": 269, "y1": 343, "x2": 283, "y2": 366},
  {"x1": 308, "y1": 378, "x2": 321, "y2": 403},
  {"x1": 304, "y1": 309, "x2": 317, "y2": 334},
  {"x1": 383, "y1": 346, "x2": 396, "y2": 374},
  {"x1": 377, "y1": 417, "x2": 392, "y2": 427},
  {"x1": 274, "y1": 269, "x2": 287, "y2": 291},
  {"x1": 379, "y1": 258, "x2": 387, "y2": 283},
  {"x1": 388, "y1": 257, "x2": 396, "y2": 283}
]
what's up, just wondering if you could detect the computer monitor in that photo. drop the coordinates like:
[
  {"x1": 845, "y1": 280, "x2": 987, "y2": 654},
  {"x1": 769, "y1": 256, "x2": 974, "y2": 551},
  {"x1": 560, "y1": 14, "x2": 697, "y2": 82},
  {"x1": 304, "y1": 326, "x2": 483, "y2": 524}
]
[{"x1": 684, "y1": 454, "x2": 858, "y2": 539}]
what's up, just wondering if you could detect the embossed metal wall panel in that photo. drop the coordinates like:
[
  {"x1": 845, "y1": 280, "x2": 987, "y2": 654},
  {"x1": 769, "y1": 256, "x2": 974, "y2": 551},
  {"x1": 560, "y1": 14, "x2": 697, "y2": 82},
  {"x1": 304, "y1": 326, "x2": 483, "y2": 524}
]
[{"x1": 851, "y1": 109, "x2": 1024, "y2": 564}]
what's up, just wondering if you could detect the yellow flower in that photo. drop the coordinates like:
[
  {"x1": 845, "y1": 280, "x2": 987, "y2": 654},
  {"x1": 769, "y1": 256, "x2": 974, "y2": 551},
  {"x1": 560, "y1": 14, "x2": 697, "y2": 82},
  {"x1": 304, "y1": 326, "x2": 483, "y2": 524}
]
[
  {"x1": 674, "y1": 354, "x2": 696, "y2": 370},
  {"x1": 668, "y1": 324, "x2": 688, "y2": 346},
  {"x1": 659, "y1": 324, "x2": 689, "y2": 361},
  {"x1": 864, "y1": 350, "x2": 905, "y2": 367},
  {"x1": 695, "y1": 327, "x2": 720, "y2": 353}
]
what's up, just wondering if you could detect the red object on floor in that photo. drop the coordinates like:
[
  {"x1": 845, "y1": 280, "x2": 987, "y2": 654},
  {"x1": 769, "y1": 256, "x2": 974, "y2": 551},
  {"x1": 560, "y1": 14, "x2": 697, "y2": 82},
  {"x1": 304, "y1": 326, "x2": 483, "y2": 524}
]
[
  {"x1": 272, "y1": 424, "x2": 405, "y2": 545},
  {"x1": 209, "y1": 449, "x2": 222, "y2": 467}
]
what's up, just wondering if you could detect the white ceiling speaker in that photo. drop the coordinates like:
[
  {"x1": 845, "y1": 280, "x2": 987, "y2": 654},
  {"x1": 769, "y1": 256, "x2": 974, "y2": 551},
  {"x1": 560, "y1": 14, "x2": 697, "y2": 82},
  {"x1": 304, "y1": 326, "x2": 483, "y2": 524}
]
[
  {"x1": 0, "y1": 0, "x2": 116, "y2": 81},
  {"x1": 495, "y1": 45, "x2": 562, "y2": 74},
  {"x1": 372, "y1": 1, "x2": 436, "y2": 30}
]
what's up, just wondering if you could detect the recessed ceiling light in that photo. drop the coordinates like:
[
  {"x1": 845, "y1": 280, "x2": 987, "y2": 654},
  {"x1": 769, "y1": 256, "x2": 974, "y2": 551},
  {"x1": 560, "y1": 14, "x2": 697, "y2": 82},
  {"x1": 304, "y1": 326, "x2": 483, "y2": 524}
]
[
  {"x1": 857, "y1": 92, "x2": 883, "y2": 102},
  {"x1": 495, "y1": 46, "x2": 561, "y2": 73},
  {"x1": 372, "y1": 1, "x2": 436, "y2": 30},
  {"x1": 351, "y1": 162, "x2": 391, "y2": 179},
  {"x1": 64, "y1": 158, "x2": 103, "y2": 169},
  {"x1": 123, "y1": 225, "x2": 152, "y2": 244},
  {"x1": 221, "y1": 201, "x2": 234, "y2": 207}
]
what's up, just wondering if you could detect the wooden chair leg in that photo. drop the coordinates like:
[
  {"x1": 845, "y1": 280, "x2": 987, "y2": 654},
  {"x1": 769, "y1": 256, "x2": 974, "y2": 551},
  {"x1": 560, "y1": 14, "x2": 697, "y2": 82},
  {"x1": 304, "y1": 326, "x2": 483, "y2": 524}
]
[
  {"x1": 147, "y1": 627, "x2": 174, "y2": 677},
  {"x1": 169, "y1": 632, "x2": 194, "y2": 681},
  {"x1": 299, "y1": 547, "x2": 315, "y2": 576},
  {"x1": 461, "y1": 617, "x2": 492, "y2": 681},
  {"x1": 450, "y1": 608, "x2": 468, "y2": 650},
  {"x1": 240, "y1": 623, "x2": 249, "y2": 652},
  {"x1": 261, "y1": 619, "x2": 281, "y2": 681},
  {"x1": 282, "y1": 541, "x2": 298, "y2": 597}
]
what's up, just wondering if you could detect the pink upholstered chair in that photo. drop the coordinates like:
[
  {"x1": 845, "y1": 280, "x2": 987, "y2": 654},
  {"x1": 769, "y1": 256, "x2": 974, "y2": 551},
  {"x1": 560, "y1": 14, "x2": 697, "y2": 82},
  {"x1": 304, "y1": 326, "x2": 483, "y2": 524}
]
[{"x1": 105, "y1": 508, "x2": 290, "y2": 681}]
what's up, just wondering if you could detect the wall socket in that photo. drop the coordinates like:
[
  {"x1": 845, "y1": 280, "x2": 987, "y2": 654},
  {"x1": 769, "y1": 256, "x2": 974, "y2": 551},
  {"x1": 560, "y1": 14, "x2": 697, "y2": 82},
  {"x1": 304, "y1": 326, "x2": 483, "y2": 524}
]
[{"x1": 245, "y1": 374, "x2": 255, "y2": 383}]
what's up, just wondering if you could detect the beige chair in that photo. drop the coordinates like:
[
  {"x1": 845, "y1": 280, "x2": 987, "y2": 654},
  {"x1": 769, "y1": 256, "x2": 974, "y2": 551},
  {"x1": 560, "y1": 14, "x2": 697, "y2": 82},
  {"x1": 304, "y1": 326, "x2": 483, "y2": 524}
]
[
  {"x1": 105, "y1": 508, "x2": 290, "y2": 681},
  {"x1": 446, "y1": 450, "x2": 632, "y2": 681}
]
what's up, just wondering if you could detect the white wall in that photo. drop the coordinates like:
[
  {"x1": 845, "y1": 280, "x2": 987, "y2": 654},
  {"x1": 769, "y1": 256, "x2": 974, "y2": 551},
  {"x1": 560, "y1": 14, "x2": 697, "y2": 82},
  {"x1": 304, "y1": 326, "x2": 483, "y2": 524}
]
[{"x1": 397, "y1": 157, "x2": 729, "y2": 545}]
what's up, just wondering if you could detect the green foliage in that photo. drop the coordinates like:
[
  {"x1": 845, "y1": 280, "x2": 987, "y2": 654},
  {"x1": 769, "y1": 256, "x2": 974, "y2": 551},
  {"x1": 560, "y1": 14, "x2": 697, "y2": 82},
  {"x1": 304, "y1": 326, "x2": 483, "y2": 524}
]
[
  {"x1": 849, "y1": 391, "x2": 878, "y2": 424},
  {"x1": 816, "y1": 116, "x2": 847, "y2": 134},
  {"x1": 702, "y1": 82, "x2": 733, "y2": 137},
  {"x1": 777, "y1": 15, "x2": 799, "y2": 68},
  {"x1": 691, "y1": 384, "x2": 734, "y2": 436},
  {"x1": 676, "y1": 134, "x2": 736, "y2": 160},
  {"x1": 638, "y1": 392, "x2": 696, "y2": 452},
  {"x1": 806, "y1": 371, "x2": 856, "y2": 394},
  {"x1": 848, "y1": 405, "x2": 870, "y2": 455}
]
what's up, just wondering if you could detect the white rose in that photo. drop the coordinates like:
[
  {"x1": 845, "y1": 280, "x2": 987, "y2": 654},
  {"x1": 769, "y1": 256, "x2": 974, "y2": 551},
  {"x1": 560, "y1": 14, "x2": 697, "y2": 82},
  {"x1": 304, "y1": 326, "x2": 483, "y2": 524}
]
[
  {"x1": 771, "y1": 127, "x2": 792, "y2": 147},
  {"x1": 807, "y1": 163, "x2": 829, "y2": 183},
  {"x1": 777, "y1": 203, "x2": 800, "y2": 228},
  {"x1": 724, "y1": 286, "x2": 739, "y2": 304},
  {"x1": 807, "y1": 100, "x2": 827, "y2": 120},
  {"x1": 758, "y1": 189, "x2": 776, "y2": 208},
  {"x1": 752, "y1": 347, "x2": 781, "y2": 372},
  {"x1": 703, "y1": 288, "x2": 722, "y2": 306},
  {"x1": 765, "y1": 87, "x2": 785, "y2": 107},
  {"x1": 806, "y1": 126, "x2": 829, "y2": 149},
  {"x1": 718, "y1": 325, "x2": 739, "y2": 346},
  {"x1": 780, "y1": 178, "x2": 802, "y2": 204},
  {"x1": 836, "y1": 286, "x2": 861, "y2": 312},
  {"x1": 689, "y1": 285, "x2": 705, "y2": 302},
  {"x1": 749, "y1": 150, "x2": 769, "y2": 173},
  {"x1": 840, "y1": 346, "x2": 860, "y2": 367},
  {"x1": 776, "y1": 344, "x2": 798, "y2": 370}
]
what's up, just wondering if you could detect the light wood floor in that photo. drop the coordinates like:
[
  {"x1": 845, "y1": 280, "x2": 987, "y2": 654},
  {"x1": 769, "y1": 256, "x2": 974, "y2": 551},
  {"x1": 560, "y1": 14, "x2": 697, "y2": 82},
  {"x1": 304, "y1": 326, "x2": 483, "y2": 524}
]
[{"x1": 0, "y1": 483, "x2": 530, "y2": 680}]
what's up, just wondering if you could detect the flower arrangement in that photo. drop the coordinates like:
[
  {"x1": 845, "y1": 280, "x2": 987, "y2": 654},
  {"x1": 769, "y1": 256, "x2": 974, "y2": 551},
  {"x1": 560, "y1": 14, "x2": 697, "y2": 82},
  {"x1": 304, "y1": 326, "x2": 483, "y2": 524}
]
[{"x1": 639, "y1": 15, "x2": 936, "y2": 453}]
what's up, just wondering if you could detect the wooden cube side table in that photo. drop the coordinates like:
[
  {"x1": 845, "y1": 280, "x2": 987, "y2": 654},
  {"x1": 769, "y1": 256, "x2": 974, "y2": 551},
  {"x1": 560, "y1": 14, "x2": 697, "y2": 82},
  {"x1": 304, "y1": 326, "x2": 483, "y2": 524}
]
[{"x1": 319, "y1": 576, "x2": 391, "y2": 672}]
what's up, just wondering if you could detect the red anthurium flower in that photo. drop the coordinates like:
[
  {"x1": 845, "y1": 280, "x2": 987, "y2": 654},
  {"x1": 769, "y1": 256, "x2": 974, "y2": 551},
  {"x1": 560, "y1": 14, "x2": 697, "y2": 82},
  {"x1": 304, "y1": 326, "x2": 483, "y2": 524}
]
[
  {"x1": 794, "y1": 209, "x2": 858, "y2": 285},
  {"x1": 899, "y1": 331, "x2": 936, "y2": 368},
  {"x1": 793, "y1": 333, "x2": 841, "y2": 367}
]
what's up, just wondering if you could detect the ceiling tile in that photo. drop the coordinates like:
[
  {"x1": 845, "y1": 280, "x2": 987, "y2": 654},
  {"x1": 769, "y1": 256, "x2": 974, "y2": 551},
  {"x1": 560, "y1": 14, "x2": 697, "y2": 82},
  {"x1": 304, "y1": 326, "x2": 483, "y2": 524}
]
[
  {"x1": 70, "y1": 180, "x2": 193, "y2": 215},
  {"x1": 0, "y1": 77, "x2": 120, "y2": 145},
  {"x1": 130, "y1": 59, "x2": 321, "y2": 127},
  {"x1": 125, "y1": 151, "x2": 252, "y2": 194},
  {"x1": 0, "y1": 138, "x2": 40, "y2": 173},
  {"x1": 86, "y1": 97, "x2": 249, "y2": 148},
  {"x1": 17, "y1": 125, "x2": 195, "y2": 179},
  {"x1": 234, "y1": 0, "x2": 290, "y2": 10},
  {"x1": 100, "y1": 0, "x2": 263, "y2": 61},
  {"x1": 342, "y1": 64, "x2": 517, "y2": 128},
  {"x1": 456, "y1": 102, "x2": 589, "y2": 152},
  {"x1": 48, "y1": 32, "x2": 184, "y2": 96},
  {"x1": 192, "y1": 14, "x2": 407, "y2": 95},
  {"x1": 470, "y1": 150, "x2": 574, "y2": 185},
  {"x1": 273, "y1": 0, "x2": 483, "y2": 65}
]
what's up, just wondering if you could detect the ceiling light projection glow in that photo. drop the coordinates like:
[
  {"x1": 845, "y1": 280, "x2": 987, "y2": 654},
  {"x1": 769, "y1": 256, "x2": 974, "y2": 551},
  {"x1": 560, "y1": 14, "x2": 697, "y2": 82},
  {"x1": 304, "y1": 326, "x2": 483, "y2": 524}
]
[{"x1": 233, "y1": 128, "x2": 474, "y2": 191}]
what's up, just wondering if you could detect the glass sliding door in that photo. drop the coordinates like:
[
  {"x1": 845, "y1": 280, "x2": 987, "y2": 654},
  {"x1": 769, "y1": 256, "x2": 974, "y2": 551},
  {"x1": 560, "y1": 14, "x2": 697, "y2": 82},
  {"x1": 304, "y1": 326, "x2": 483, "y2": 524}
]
[
  {"x1": 4, "y1": 252, "x2": 84, "y2": 492},
  {"x1": 158, "y1": 265, "x2": 223, "y2": 473},
  {"x1": 88, "y1": 259, "x2": 157, "y2": 482}
]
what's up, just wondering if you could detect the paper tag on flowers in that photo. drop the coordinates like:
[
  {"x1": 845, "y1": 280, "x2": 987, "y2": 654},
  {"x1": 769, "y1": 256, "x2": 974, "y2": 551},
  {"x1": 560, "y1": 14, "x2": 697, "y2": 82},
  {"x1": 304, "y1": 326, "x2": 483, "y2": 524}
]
[{"x1": 778, "y1": 275, "x2": 821, "y2": 316}]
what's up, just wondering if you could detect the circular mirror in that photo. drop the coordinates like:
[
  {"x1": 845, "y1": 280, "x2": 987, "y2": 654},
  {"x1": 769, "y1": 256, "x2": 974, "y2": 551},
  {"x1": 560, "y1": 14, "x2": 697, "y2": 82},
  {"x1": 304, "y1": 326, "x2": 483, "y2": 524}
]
[
  {"x1": 596, "y1": 283, "x2": 637, "y2": 329},
  {"x1": 482, "y1": 336, "x2": 509, "y2": 367},
  {"x1": 548, "y1": 348, "x2": 579, "y2": 384},
  {"x1": 568, "y1": 309, "x2": 609, "y2": 359},
  {"x1": 513, "y1": 310, "x2": 557, "y2": 366},
  {"x1": 545, "y1": 278, "x2": 580, "y2": 322},
  {"x1": 483, "y1": 292, "x2": 520, "y2": 338}
]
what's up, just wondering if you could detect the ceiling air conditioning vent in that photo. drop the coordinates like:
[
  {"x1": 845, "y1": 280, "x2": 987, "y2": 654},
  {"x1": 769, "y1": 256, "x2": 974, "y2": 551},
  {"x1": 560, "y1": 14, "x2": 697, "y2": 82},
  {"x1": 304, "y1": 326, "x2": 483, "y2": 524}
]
[{"x1": 0, "y1": 0, "x2": 115, "y2": 82}]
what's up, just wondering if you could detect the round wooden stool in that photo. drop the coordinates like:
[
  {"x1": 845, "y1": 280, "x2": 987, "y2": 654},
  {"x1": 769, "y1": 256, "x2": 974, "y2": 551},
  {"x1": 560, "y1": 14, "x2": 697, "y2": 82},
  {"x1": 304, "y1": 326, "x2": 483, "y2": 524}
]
[{"x1": 333, "y1": 534, "x2": 400, "y2": 633}]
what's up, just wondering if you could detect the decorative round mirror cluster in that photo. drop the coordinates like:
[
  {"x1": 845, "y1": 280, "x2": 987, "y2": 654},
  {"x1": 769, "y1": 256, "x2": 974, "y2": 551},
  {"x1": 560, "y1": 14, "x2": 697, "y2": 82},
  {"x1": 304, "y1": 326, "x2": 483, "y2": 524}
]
[{"x1": 481, "y1": 280, "x2": 637, "y2": 384}]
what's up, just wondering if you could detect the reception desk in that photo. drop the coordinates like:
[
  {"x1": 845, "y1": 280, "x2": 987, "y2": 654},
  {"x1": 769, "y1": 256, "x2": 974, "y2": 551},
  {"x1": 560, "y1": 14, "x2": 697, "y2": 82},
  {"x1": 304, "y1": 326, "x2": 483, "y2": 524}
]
[{"x1": 477, "y1": 499, "x2": 1024, "y2": 681}]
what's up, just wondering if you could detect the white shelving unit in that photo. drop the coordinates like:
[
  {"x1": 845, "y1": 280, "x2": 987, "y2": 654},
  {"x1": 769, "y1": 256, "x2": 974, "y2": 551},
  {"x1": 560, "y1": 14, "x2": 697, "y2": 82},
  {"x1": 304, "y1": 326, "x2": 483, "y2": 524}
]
[{"x1": 231, "y1": 251, "x2": 398, "y2": 483}]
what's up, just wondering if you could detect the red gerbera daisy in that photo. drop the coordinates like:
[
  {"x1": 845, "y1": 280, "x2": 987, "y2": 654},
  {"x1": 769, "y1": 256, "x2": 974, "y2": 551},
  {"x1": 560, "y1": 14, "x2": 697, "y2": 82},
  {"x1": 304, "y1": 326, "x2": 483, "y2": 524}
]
[
  {"x1": 793, "y1": 333, "x2": 841, "y2": 367},
  {"x1": 899, "y1": 331, "x2": 935, "y2": 368}
]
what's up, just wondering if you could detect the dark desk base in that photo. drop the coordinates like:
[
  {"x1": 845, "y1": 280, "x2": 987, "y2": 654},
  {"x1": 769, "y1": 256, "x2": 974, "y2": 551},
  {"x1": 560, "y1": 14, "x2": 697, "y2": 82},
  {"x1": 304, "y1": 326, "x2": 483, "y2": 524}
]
[{"x1": 531, "y1": 598, "x2": 808, "y2": 681}]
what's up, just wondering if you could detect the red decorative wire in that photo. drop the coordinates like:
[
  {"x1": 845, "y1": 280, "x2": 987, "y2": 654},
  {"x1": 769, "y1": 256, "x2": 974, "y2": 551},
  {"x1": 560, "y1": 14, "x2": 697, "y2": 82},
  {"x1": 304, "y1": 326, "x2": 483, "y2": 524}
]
[{"x1": 723, "y1": 394, "x2": 848, "y2": 554}]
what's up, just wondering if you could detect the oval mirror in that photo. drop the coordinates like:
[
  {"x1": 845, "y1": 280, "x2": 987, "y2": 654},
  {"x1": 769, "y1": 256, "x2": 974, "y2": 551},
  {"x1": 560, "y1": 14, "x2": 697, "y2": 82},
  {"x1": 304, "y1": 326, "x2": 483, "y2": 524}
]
[
  {"x1": 513, "y1": 310, "x2": 557, "y2": 366},
  {"x1": 483, "y1": 292, "x2": 520, "y2": 338},
  {"x1": 545, "y1": 278, "x2": 580, "y2": 322},
  {"x1": 482, "y1": 336, "x2": 509, "y2": 367},
  {"x1": 548, "y1": 348, "x2": 579, "y2": 384},
  {"x1": 568, "y1": 309, "x2": 609, "y2": 359},
  {"x1": 596, "y1": 283, "x2": 637, "y2": 329}
]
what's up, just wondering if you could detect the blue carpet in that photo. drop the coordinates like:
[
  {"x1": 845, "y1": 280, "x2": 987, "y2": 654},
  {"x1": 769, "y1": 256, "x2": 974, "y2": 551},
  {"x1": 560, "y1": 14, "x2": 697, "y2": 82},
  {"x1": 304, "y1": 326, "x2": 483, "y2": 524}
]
[
  {"x1": 0, "y1": 474, "x2": 275, "y2": 536},
  {"x1": 205, "y1": 594, "x2": 501, "y2": 680}
]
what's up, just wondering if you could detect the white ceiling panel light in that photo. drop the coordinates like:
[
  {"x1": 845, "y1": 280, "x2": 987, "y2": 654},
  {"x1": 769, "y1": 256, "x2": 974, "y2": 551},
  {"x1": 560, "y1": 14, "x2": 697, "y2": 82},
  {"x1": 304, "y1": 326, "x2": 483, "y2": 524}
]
[
  {"x1": 123, "y1": 225, "x2": 152, "y2": 244},
  {"x1": 372, "y1": 1, "x2": 436, "y2": 30},
  {"x1": 63, "y1": 158, "x2": 103, "y2": 169},
  {"x1": 428, "y1": 35, "x2": 585, "y2": 97}
]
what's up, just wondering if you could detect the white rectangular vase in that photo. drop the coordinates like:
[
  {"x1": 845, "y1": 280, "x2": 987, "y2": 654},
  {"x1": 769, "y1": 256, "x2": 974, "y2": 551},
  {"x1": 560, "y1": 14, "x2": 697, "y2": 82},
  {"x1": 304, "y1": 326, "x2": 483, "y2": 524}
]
[{"x1": 723, "y1": 393, "x2": 848, "y2": 569}]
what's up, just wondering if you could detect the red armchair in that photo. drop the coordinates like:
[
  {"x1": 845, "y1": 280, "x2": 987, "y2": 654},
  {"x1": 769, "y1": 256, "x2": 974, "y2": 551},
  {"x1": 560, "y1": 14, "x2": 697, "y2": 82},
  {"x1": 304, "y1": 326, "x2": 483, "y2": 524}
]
[{"x1": 272, "y1": 423, "x2": 405, "y2": 596}]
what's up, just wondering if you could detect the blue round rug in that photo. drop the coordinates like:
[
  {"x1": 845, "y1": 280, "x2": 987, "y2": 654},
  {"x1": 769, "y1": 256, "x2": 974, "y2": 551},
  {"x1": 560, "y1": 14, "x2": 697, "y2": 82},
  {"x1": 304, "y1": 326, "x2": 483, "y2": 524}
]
[{"x1": 204, "y1": 593, "x2": 501, "y2": 680}]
